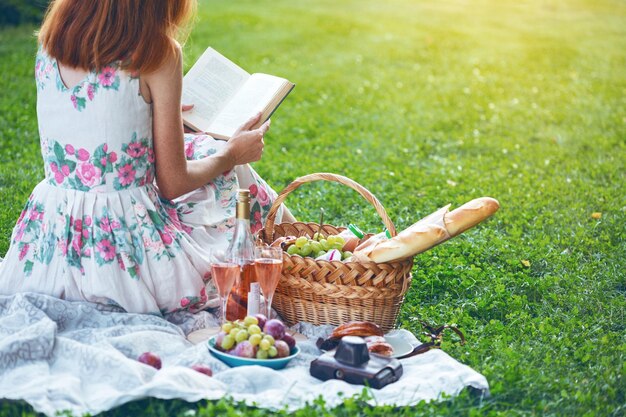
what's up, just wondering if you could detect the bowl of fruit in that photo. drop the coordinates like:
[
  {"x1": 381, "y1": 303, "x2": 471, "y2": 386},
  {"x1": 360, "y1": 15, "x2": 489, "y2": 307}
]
[{"x1": 207, "y1": 315, "x2": 300, "y2": 370}]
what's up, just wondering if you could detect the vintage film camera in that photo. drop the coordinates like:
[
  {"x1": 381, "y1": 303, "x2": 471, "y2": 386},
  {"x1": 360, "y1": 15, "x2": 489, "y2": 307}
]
[{"x1": 310, "y1": 336, "x2": 403, "y2": 389}]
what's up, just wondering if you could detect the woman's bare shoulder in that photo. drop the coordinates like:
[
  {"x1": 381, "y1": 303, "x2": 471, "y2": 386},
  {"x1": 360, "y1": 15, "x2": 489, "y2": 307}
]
[{"x1": 142, "y1": 43, "x2": 183, "y2": 90}]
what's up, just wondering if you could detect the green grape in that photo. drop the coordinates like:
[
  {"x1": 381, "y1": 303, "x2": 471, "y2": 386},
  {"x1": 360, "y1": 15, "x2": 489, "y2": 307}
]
[
  {"x1": 248, "y1": 324, "x2": 262, "y2": 335},
  {"x1": 235, "y1": 329, "x2": 249, "y2": 343},
  {"x1": 286, "y1": 245, "x2": 299, "y2": 255},
  {"x1": 342, "y1": 251, "x2": 353, "y2": 260},
  {"x1": 221, "y1": 322, "x2": 233, "y2": 333},
  {"x1": 256, "y1": 349, "x2": 269, "y2": 360},
  {"x1": 268, "y1": 346, "x2": 278, "y2": 358},
  {"x1": 249, "y1": 333, "x2": 262, "y2": 346},
  {"x1": 312, "y1": 232, "x2": 322, "y2": 241},
  {"x1": 310, "y1": 241, "x2": 322, "y2": 253},
  {"x1": 331, "y1": 242, "x2": 344, "y2": 250},
  {"x1": 243, "y1": 316, "x2": 258, "y2": 326},
  {"x1": 221, "y1": 335, "x2": 235, "y2": 350},
  {"x1": 319, "y1": 239, "x2": 329, "y2": 251},
  {"x1": 300, "y1": 243, "x2": 312, "y2": 256},
  {"x1": 295, "y1": 236, "x2": 308, "y2": 248},
  {"x1": 334, "y1": 235, "x2": 345, "y2": 246},
  {"x1": 326, "y1": 235, "x2": 336, "y2": 245},
  {"x1": 260, "y1": 339, "x2": 271, "y2": 350},
  {"x1": 316, "y1": 250, "x2": 327, "y2": 258},
  {"x1": 263, "y1": 335, "x2": 275, "y2": 346},
  {"x1": 229, "y1": 328, "x2": 239, "y2": 338}
]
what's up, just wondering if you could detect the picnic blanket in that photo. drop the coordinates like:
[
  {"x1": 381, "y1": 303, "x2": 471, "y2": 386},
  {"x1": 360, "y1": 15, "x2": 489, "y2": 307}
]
[{"x1": 0, "y1": 292, "x2": 489, "y2": 416}]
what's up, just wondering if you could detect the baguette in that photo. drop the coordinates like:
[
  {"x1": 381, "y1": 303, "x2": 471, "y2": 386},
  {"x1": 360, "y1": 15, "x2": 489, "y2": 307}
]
[
  {"x1": 352, "y1": 206, "x2": 450, "y2": 263},
  {"x1": 368, "y1": 222, "x2": 448, "y2": 263},
  {"x1": 443, "y1": 197, "x2": 500, "y2": 237},
  {"x1": 351, "y1": 197, "x2": 500, "y2": 264}
]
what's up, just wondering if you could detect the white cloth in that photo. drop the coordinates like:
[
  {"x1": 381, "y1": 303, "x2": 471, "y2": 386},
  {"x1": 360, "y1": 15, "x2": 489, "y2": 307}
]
[{"x1": 0, "y1": 293, "x2": 489, "y2": 416}]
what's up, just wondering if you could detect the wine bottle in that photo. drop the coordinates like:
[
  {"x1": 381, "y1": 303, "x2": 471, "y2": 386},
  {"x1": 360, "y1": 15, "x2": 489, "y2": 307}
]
[{"x1": 225, "y1": 189, "x2": 256, "y2": 321}]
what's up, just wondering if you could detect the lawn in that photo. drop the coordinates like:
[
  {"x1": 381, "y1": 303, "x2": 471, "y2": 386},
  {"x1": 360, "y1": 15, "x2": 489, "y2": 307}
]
[{"x1": 1, "y1": 0, "x2": 625, "y2": 415}]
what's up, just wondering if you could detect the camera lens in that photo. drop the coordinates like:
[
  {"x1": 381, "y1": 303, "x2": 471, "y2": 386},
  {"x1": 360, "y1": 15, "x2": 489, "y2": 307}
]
[{"x1": 335, "y1": 336, "x2": 370, "y2": 366}]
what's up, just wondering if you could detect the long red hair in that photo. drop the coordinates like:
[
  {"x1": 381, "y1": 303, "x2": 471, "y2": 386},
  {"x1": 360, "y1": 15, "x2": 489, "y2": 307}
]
[{"x1": 38, "y1": 0, "x2": 196, "y2": 73}]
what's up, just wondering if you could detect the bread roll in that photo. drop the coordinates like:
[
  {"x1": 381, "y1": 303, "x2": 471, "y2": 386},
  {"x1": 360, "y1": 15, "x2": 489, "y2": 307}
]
[
  {"x1": 364, "y1": 336, "x2": 394, "y2": 356},
  {"x1": 331, "y1": 321, "x2": 384, "y2": 339},
  {"x1": 443, "y1": 197, "x2": 500, "y2": 237},
  {"x1": 368, "y1": 223, "x2": 448, "y2": 263}
]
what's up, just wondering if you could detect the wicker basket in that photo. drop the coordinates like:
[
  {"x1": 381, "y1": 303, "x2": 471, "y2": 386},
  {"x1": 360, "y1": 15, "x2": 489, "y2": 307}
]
[{"x1": 258, "y1": 173, "x2": 413, "y2": 333}]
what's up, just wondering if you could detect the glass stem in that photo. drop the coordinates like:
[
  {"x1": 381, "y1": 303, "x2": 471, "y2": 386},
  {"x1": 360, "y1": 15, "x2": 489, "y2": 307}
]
[
  {"x1": 221, "y1": 296, "x2": 228, "y2": 324},
  {"x1": 265, "y1": 294, "x2": 274, "y2": 319}
]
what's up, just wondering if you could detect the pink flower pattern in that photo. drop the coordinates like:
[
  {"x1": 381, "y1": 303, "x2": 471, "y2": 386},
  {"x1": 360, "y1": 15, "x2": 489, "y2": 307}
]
[
  {"x1": 127, "y1": 142, "x2": 147, "y2": 158},
  {"x1": 256, "y1": 185, "x2": 270, "y2": 206},
  {"x1": 77, "y1": 148, "x2": 90, "y2": 161},
  {"x1": 76, "y1": 162, "x2": 102, "y2": 188},
  {"x1": 36, "y1": 49, "x2": 121, "y2": 111},
  {"x1": 98, "y1": 66, "x2": 117, "y2": 87},
  {"x1": 87, "y1": 84, "x2": 95, "y2": 100},
  {"x1": 43, "y1": 136, "x2": 153, "y2": 191},
  {"x1": 96, "y1": 239, "x2": 116, "y2": 262},
  {"x1": 117, "y1": 163, "x2": 136, "y2": 187}
]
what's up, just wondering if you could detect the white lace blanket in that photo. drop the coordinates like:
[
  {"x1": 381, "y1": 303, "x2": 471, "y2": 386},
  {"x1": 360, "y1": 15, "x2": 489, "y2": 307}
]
[{"x1": 0, "y1": 293, "x2": 489, "y2": 416}]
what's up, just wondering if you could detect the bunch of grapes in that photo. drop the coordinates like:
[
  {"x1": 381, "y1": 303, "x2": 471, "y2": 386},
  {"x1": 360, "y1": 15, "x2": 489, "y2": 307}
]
[
  {"x1": 215, "y1": 315, "x2": 296, "y2": 360},
  {"x1": 285, "y1": 234, "x2": 353, "y2": 260}
]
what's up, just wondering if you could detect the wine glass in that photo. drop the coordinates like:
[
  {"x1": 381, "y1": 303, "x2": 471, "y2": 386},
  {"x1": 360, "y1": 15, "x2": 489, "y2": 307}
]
[
  {"x1": 209, "y1": 248, "x2": 239, "y2": 325},
  {"x1": 254, "y1": 246, "x2": 283, "y2": 319}
]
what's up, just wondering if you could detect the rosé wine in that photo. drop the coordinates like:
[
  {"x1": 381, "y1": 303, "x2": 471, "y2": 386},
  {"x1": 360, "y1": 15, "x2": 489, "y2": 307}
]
[
  {"x1": 212, "y1": 263, "x2": 239, "y2": 298},
  {"x1": 255, "y1": 258, "x2": 282, "y2": 298}
]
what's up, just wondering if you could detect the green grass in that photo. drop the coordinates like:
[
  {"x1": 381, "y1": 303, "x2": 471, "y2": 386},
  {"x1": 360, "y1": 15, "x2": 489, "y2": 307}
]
[{"x1": 1, "y1": 0, "x2": 625, "y2": 415}]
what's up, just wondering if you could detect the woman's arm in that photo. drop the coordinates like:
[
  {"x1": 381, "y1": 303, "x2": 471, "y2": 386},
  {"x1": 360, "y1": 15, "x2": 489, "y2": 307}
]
[{"x1": 143, "y1": 45, "x2": 269, "y2": 201}]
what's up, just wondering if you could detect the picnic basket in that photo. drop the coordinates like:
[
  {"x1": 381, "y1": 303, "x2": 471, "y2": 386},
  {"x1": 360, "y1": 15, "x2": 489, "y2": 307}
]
[{"x1": 258, "y1": 173, "x2": 413, "y2": 333}]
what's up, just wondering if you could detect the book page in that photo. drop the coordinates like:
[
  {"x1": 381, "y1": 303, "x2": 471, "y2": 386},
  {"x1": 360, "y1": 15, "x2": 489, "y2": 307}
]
[
  {"x1": 208, "y1": 74, "x2": 287, "y2": 138},
  {"x1": 182, "y1": 48, "x2": 250, "y2": 130}
]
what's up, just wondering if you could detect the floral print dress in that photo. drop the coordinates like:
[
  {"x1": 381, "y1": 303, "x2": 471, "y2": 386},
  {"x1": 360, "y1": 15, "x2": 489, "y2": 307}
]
[{"x1": 0, "y1": 48, "x2": 283, "y2": 315}]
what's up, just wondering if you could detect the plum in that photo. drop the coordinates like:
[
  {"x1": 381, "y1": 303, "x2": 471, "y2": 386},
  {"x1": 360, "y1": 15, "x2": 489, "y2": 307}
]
[
  {"x1": 138, "y1": 352, "x2": 162, "y2": 370},
  {"x1": 190, "y1": 364, "x2": 213, "y2": 377},
  {"x1": 282, "y1": 333, "x2": 296, "y2": 350},
  {"x1": 254, "y1": 313, "x2": 267, "y2": 330},
  {"x1": 274, "y1": 340, "x2": 290, "y2": 358},
  {"x1": 233, "y1": 340, "x2": 255, "y2": 358},
  {"x1": 263, "y1": 319, "x2": 285, "y2": 340}
]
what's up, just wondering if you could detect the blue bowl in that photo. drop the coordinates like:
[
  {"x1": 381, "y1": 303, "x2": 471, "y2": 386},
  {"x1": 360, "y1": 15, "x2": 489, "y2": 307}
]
[{"x1": 207, "y1": 336, "x2": 300, "y2": 370}]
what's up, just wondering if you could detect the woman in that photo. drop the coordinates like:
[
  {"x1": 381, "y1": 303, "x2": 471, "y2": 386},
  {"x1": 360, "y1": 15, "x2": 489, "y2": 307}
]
[{"x1": 0, "y1": 0, "x2": 293, "y2": 314}]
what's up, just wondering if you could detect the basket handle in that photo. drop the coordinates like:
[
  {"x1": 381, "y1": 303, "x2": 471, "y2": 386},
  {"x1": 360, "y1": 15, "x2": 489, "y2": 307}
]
[{"x1": 264, "y1": 173, "x2": 398, "y2": 241}]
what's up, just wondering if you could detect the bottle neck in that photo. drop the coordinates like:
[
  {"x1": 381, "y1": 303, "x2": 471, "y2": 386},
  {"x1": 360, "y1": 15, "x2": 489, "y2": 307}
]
[
  {"x1": 236, "y1": 200, "x2": 250, "y2": 220},
  {"x1": 228, "y1": 210, "x2": 255, "y2": 264}
]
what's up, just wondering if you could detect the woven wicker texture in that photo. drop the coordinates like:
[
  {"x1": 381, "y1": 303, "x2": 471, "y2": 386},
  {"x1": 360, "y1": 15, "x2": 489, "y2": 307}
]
[{"x1": 258, "y1": 173, "x2": 413, "y2": 332}]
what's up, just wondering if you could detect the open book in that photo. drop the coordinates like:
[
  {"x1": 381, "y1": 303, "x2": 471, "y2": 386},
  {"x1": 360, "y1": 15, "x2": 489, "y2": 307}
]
[{"x1": 182, "y1": 47, "x2": 295, "y2": 140}]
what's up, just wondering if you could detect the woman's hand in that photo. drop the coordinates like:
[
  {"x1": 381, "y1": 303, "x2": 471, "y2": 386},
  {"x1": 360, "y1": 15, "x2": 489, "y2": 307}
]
[
  {"x1": 182, "y1": 104, "x2": 196, "y2": 133},
  {"x1": 223, "y1": 112, "x2": 270, "y2": 166}
]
